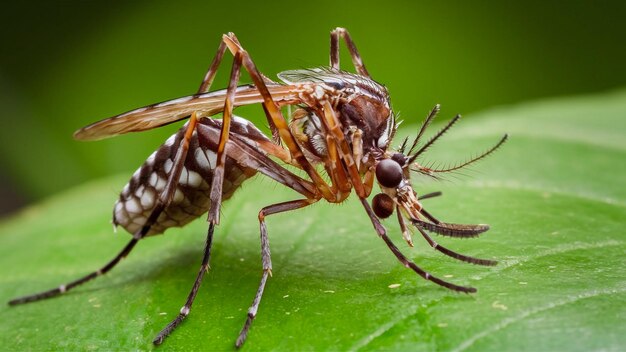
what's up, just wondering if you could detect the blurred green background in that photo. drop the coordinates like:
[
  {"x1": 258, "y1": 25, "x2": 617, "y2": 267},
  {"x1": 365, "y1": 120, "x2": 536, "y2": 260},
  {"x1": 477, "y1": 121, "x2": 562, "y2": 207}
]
[{"x1": 0, "y1": 0, "x2": 625, "y2": 215}]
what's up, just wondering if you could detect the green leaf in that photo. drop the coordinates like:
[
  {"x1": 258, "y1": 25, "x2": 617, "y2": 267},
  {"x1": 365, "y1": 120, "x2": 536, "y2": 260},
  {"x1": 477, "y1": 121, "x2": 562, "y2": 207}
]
[{"x1": 1, "y1": 90, "x2": 625, "y2": 351}]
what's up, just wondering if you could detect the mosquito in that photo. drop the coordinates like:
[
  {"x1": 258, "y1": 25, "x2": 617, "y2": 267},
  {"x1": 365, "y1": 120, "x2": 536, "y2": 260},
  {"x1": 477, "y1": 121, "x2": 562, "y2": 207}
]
[{"x1": 9, "y1": 28, "x2": 507, "y2": 347}]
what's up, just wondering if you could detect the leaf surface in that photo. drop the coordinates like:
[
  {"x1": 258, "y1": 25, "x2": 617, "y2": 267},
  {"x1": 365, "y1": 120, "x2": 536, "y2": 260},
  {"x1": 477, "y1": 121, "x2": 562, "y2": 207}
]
[{"x1": 1, "y1": 90, "x2": 625, "y2": 351}]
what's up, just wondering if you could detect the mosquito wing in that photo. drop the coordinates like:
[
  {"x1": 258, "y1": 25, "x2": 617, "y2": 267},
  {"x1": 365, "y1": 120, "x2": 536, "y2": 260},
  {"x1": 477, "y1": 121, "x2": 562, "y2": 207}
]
[{"x1": 73, "y1": 84, "x2": 300, "y2": 141}]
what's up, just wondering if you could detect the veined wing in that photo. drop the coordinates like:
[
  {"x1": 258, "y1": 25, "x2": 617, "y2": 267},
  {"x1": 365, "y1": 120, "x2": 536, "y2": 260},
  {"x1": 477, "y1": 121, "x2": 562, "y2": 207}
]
[{"x1": 73, "y1": 84, "x2": 300, "y2": 141}]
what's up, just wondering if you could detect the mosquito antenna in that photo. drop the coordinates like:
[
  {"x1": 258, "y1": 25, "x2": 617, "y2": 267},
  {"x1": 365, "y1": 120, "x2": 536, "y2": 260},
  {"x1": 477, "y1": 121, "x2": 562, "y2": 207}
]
[
  {"x1": 422, "y1": 134, "x2": 508, "y2": 173},
  {"x1": 408, "y1": 114, "x2": 461, "y2": 164},
  {"x1": 411, "y1": 218, "x2": 489, "y2": 238},
  {"x1": 414, "y1": 225, "x2": 497, "y2": 266},
  {"x1": 419, "y1": 207, "x2": 441, "y2": 224},
  {"x1": 398, "y1": 136, "x2": 409, "y2": 153},
  {"x1": 406, "y1": 104, "x2": 440, "y2": 155}
]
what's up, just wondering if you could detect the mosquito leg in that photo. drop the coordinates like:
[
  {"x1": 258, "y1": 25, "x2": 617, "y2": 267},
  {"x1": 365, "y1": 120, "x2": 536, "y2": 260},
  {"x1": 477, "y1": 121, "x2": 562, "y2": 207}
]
[
  {"x1": 153, "y1": 223, "x2": 215, "y2": 345},
  {"x1": 8, "y1": 238, "x2": 139, "y2": 305},
  {"x1": 223, "y1": 33, "x2": 281, "y2": 143},
  {"x1": 10, "y1": 112, "x2": 200, "y2": 306},
  {"x1": 207, "y1": 51, "x2": 243, "y2": 224},
  {"x1": 323, "y1": 133, "x2": 352, "y2": 196},
  {"x1": 194, "y1": 115, "x2": 320, "y2": 201},
  {"x1": 362, "y1": 168, "x2": 376, "y2": 197},
  {"x1": 221, "y1": 34, "x2": 335, "y2": 201},
  {"x1": 414, "y1": 226, "x2": 497, "y2": 266},
  {"x1": 225, "y1": 33, "x2": 278, "y2": 86},
  {"x1": 235, "y1": 199, "x2": 317, "y2": 348},
  {"x1": 330, "y1": 27, "x2": 370, "y2": 77},
  {"x1": 360, "y1": 198, "x2": 476, "y2": 293},
  {"x1": 198, "y1": 41, "x2": 227, "y2": 93},
  {"x1": 319, "y1": 101, "x2": 367, "y2": 197},
  {"x1": 136, "y1": 112, "x2": 199, "y2": 238}
]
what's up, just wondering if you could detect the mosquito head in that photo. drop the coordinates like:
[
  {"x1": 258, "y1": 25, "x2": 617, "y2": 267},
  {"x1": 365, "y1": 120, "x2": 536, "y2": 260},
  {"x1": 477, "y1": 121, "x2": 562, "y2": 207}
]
[{"x1": 370, "y1": 106, "x2": 507, "y2": 248}]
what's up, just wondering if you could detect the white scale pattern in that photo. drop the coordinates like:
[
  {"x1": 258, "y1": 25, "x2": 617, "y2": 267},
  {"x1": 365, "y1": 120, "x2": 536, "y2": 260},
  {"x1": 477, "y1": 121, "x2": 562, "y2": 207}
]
[{"x1": 113, "y1": 119, "x2": 261, "y2": 237}]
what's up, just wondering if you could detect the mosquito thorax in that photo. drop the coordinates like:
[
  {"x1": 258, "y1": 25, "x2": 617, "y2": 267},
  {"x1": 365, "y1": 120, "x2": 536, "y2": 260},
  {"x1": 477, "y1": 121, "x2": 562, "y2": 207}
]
[{"x1": 338, "y1": 95, "x2": 390, "y2": 147}]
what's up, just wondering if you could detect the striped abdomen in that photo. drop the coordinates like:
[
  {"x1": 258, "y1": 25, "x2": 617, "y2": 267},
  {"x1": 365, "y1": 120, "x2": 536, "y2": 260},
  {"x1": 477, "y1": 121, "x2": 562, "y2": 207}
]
[{"x1": 113, "y1": 118, "x2": 264, "y2": 236}]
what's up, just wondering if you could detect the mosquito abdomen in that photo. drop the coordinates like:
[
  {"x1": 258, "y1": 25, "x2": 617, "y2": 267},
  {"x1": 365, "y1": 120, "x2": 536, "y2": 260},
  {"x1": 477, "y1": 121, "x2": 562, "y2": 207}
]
[{"x1": 113, "y1": 120, "x2": 257, "y2": 236}]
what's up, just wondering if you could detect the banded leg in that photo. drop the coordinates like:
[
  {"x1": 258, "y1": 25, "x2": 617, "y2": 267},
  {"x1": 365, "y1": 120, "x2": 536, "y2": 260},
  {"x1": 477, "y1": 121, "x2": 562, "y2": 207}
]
[
  {"x1": 236, "y1": 198, "x2": 317, "y2": 348},
  {"x1": 8, "y1": 238, "x2": 138, "y2": 305},
  {"x1": 360, "y1": 198, "x2": 477, "y2": 293},
  {"x1": 330, "y1": 27, "x2": 370, "y2": 77},
  {"x1": 323, "y1": 133, "x2": 353, "y2": 199},
  {"x1": 153, "y1": 223, "x2": 215, "y2": 345},
  {"x1": 320, "y1": 101, "x2": 367, "y2": 197},
  {"x1": 221, "y1": 33, "x2": 281, "y2": 142},
  {"x1": 9, "y1": 113, "x2": 201, "y2": 305},
  {"x1": 208, "y1": 51, "x2": 243, "y2": 224},
  {"x1": 9, "y1": 112, "x2": 201, "y2": 305},
  {"x1": 198, "y1": 41, "x2": 227, "y2": 93},
  {"x1": 220, "y1": 34, "x2": 336, "y2": 201},
  {"x1": 144, "y1": 33, "x2": 232, "y2": 228},
  {"x1": 137, "y1": 112, "x2": 199, "y2": 238}
]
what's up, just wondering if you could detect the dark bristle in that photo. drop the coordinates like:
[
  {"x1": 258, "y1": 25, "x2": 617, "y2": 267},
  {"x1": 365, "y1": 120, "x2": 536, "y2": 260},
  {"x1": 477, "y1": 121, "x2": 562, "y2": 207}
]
[
  {"x1": 412, "y1": 219, "x2": 489, "y2": 238},
  {"x1": 407, "y1": 104, "x2": 440, "y2": 156},
  {"x1": 408, "y1": 114, "x2": 461, "y2": 164},
  {"x1": 424, "y1": 134, "x2": 508, "y2": 173},
  {"x1": 414, "y1": 226, "x2": 497, "y2": 266},
  {"x1": 399, "y1": 136, "x2": 409, "y2": 153}
]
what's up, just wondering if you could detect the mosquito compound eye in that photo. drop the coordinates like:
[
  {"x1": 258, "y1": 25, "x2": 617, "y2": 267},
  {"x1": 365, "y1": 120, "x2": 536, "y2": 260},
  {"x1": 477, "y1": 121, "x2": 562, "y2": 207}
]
[
  {"x1": 375, "y1": 159, "x2": 403, "y2": 188},
  {"x1": 372, "y1": 193, "x2": 395, "y2": 219}
]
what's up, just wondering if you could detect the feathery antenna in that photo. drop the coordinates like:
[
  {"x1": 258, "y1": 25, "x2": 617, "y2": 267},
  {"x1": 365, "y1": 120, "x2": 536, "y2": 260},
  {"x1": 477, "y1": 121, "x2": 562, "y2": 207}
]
[
  {"x1": 408, "y1": 113, "x2": 461, "y2": 164},
  {"x1": 406, "y1": 104, "x2": 440, "y2": 156}
]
